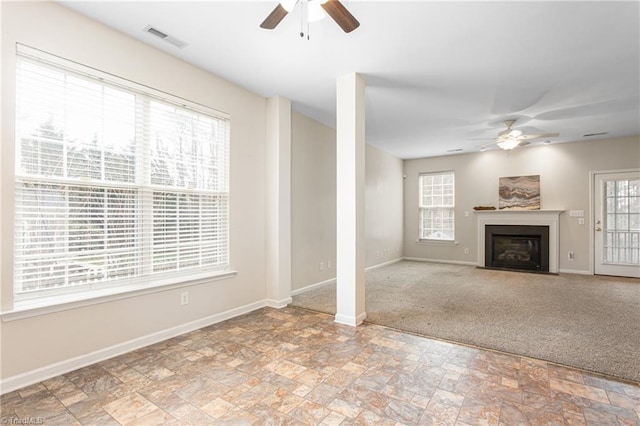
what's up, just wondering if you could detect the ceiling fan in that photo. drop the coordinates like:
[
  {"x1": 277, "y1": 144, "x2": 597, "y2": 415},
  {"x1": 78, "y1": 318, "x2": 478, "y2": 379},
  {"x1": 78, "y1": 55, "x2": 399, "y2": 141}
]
[
  {"x1": 483, "y1": 119, "x2": 559, "y2": 150},
  {"x1": 260, "y1": 0, "x2": 360, "y2": 34}
]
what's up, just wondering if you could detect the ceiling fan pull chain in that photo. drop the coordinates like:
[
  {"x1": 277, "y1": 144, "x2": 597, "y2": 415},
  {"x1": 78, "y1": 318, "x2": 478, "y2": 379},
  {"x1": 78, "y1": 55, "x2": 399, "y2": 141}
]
[
  {"x1": 304, "y1": 1, "x2": 310, "y2": 40},
  {"x1": 300, "y1": 1, "x2": 304, "y2": 37}
]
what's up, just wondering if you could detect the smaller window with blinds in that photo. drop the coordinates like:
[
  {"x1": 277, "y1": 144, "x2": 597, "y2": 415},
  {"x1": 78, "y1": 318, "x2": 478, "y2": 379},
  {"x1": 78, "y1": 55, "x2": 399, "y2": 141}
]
[
  {"x1": 419, "y1": 172, "x2": 455, "y2": 241},
  {"x1": 14, "y1": 45, "x2": 230, "y2": 302}
]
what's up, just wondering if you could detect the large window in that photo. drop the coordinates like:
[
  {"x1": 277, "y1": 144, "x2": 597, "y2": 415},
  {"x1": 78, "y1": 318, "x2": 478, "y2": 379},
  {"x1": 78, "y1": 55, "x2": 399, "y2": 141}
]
[
  {"x1": 14, "y1": 46, "x2": 229, "y2": 301},
  {"x1": 419, "y1": 172, "x2": 455, "y2": 241}
]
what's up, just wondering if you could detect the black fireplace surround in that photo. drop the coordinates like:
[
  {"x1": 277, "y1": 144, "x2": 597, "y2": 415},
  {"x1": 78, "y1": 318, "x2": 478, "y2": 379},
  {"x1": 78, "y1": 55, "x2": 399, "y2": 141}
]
[{"x1": 485, "y1": 225, "x2": 550, "y2": 273}]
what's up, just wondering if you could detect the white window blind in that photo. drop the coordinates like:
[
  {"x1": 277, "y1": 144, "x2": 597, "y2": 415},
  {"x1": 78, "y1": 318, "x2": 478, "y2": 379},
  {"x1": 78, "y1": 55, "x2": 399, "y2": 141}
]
[
  {"x1": 14, "y1": 46, "x2": 230, "y2": 301},
  {"x1": 419, "y1": 172, "x2": 455, "y2": 241}
]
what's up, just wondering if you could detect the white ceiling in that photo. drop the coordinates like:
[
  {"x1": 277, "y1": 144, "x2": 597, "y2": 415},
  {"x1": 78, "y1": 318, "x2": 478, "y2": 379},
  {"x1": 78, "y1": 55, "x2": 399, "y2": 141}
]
[{"x1": 58, "y1": 1, "x2": 640, "y2": 159}]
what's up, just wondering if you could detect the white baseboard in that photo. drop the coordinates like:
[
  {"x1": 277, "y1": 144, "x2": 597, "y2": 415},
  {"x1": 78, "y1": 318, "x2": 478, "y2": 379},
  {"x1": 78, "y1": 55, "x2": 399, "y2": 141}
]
[
  {"x1": 559, "y1": 269, "x2": 592, "y2": 275},
  {"x1": 291, "y1": 278, "x2": 336, "y2": 296},
  {"x1": 291, "y1": 258, "x2": 403, "y2": 297},
  {"x1": 403, "y1": 258, "x2": 592, "y2": 275},
  {"x1": 334, "y1": 312, "x2": 367, "y2": 327},
  {"x1": 0, "y1": 299, "x2": 275, "y2": 395},
  {"x1": 265, "y1": 297, "x2": 292, "y2": 308},
  {"x1": 403, "y1": 257, "x2": 477, "y2": 266},
  {"x1": 366, "y1": 257, "x2": 403, "y2": 271}
]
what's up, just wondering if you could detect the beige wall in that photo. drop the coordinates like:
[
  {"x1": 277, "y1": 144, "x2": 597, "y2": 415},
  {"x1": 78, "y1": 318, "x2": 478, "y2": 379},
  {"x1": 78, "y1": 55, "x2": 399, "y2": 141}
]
[
  {"x1": 291, "y1": 112, "x2": 404, "y2": 291},
  {"x1": 1, "y1": 1, "x2": 268, "y2": 380},
  {"x1": 365, "y1": 145, "x2": 404, "y2": 267},
  {"x1": 291, "y1": 112, "x2": 337, "y2": 290},
  {"x1": 403, "y1": 136, "x2": 640, "y2": 272}
]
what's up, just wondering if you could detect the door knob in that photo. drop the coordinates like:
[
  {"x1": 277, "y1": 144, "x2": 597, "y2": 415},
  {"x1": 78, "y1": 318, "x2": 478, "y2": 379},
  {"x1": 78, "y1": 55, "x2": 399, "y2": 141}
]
[{"x1": 596, "y1": 227, "x2": 602, "y2": 232}]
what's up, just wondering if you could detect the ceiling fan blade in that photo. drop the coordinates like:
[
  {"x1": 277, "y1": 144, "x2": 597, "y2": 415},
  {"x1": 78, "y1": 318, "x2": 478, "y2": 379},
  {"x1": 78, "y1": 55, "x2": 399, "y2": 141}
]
[
  {"x1": 518, "y1": 132, "x2": 559, "y2": 140},
  {"x1": 478, "y1": 140, "x2": 498, "y2": 149},
  {"x1": 321, "y1": 0, "x2": 360, "y2": 33},
  {"x1": 260, "y1": 3, "x2": 288, "y2": 29}
]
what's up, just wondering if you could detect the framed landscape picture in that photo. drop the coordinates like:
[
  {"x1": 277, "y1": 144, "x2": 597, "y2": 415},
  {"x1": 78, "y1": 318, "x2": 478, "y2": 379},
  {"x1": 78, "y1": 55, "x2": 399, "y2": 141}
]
[{"x1": 498, "y1": 175, "x2": 540, "y2": 210}]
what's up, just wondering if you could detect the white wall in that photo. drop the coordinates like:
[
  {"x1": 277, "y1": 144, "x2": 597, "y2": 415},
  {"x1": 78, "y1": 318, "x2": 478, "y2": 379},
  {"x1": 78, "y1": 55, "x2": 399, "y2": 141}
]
[
  {"x1": 403, "y1": 136, "x2": 640, "y2": 272},
  {"x1": 0, "y1": 1, "x2": 268, "y2": 384},
  {"x1": 291, "y1": 111, "x2": 404, "y2": 291}
]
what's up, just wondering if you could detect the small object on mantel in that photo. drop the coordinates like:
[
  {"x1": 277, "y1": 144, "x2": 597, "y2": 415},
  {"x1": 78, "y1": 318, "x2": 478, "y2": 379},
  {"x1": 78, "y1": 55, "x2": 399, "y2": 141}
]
[{"x1": 473, "y1": 206, "x2": 496, "y2": 211}]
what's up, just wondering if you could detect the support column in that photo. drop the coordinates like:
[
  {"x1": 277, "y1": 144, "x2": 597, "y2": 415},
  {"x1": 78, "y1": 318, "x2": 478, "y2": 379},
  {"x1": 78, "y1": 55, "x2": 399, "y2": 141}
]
[
  {"x1": 335, "y1": 73, "x2": 366, "y2": 326},
  {"x1": 266, "y1": 96, "x2": 292, "y2": 307}
]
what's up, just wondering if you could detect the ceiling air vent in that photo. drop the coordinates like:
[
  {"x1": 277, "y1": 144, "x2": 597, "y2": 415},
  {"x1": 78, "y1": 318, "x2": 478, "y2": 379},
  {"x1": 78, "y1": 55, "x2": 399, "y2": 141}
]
[
  {"x1": 583, "y1": 132, "x2": 608, "y2": 137},
  {"x1": 143, "y1": 25, "x2": 188, "y2": 49}
]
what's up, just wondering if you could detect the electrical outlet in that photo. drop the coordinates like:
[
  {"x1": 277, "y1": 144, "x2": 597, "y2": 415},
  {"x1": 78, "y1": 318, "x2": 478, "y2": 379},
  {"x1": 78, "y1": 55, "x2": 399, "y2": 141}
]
[
  {"x1": 319, "y1": 261, "x2": 324, "y2": 271},
  {"x1": 180, "y1": 291, "x2": 189, "y2": 305},
  {"x1": 568, "y1": 252, "x2": 575, "y2": 261}
]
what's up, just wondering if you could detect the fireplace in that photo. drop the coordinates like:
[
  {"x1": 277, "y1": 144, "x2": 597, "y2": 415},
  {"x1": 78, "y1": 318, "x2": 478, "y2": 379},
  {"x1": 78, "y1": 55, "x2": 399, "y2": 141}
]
[
  {"x1": 475, "y1": 210, "x2": 563, "y2": 273},
  {"x1": 485, "y1": 225, "x2": 549, "y2": 272}
]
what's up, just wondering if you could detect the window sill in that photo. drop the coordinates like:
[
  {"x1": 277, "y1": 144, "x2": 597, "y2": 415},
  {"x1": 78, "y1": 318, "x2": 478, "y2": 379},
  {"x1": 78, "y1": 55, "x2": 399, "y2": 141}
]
[
  {"x1": 416, "y1": 239, "x2": 458, "y2": 246},
  {"x1": 1, "y1": 270, "x2": 237, "y2": 322}
]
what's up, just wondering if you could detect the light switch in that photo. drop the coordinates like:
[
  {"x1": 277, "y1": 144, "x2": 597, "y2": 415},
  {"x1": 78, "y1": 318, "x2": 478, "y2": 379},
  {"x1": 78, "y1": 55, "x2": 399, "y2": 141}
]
[
  {"x1": 569, "y1": 210, "x2": 584, "y2": 217},
  {"x1": 578, "y1": 218, "x2": 585, "y2": 225}
]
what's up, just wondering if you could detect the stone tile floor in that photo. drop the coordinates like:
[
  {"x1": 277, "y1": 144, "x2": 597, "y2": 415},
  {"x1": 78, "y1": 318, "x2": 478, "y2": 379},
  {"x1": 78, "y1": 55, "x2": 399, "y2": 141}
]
[{"x1": 1, "y1": 307, "x2": 639, "y2": 425}]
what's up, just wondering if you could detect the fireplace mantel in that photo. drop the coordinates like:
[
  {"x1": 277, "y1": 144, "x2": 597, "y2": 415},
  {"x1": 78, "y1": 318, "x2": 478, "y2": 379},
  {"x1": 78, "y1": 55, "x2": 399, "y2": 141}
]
[{"x1": 475, "y1": 210, "x2": 564, "y2": 273}]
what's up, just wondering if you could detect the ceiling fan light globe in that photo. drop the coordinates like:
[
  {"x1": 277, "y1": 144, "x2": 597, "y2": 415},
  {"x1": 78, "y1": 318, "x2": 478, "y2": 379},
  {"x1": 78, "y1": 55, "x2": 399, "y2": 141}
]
[
  {"x1": 280, "y1": 0, "x2": 328, "y2": 21},
  {"x1": 308, "y1": 2, "x2": 328, "y2": 21},
  {"x1": 280, "y1": 0, "x2": 297, "y2": 12},
  {"x1": 497, "y1": 139, "x2": 520, "y2": 150}
]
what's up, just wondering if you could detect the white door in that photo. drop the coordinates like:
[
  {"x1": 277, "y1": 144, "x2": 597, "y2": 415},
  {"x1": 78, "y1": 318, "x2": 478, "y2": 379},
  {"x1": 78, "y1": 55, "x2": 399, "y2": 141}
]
[{"x1": 594, "y1": 171, "x2": 640, "y2": 278}]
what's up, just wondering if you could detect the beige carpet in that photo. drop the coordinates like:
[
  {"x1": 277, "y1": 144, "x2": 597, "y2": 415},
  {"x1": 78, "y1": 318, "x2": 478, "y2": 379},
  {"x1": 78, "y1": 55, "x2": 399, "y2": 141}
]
[{"x1": 291, "y1": 261, "x2": 640, "y2": 383}]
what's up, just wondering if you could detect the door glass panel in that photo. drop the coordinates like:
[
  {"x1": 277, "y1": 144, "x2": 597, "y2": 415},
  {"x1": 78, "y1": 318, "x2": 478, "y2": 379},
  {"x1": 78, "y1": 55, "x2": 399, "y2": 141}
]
[
  {"x1": 603, "y1": 178, "x2": 640, "y2": 265},
  {"x1": 617, "y1": 198, "x2": 629, "y2": 213},
  {"x1": 630, "y1": 213, "x2": 640, "y2": 231}
]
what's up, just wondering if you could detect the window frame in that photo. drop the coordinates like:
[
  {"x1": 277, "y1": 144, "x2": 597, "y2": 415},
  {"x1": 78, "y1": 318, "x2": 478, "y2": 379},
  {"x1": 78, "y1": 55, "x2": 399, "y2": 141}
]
[
  {"x1": 418, "y1": 171, "x2": 456, "y2": 242},
  {"x1": 11, "y1": 44, "x2": 233, "y2": 308}
]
